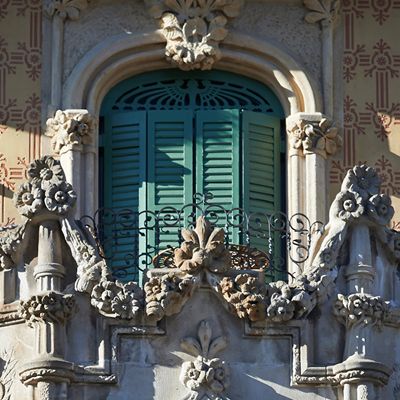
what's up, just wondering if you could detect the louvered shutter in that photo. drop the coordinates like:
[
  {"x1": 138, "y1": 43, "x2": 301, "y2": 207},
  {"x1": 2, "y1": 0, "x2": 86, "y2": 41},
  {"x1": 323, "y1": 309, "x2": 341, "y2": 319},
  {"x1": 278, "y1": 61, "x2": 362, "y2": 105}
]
[
  {"x1": 103, "y1": 111, "x2": 147, "y2": 281},
  {"x1": 195, "y1": 110, "x2": 240, "y2": 243},
  {"x1": 147, "y1": 111, "x2": 194, "y2": 251},
  {"x1": 242, "y1": 111, "x2": 281, "y2": 277}
]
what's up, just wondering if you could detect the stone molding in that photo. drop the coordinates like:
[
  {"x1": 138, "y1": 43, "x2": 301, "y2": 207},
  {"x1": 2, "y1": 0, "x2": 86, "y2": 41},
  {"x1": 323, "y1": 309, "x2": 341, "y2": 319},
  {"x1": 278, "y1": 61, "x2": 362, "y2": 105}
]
[
  {"x1": 145, "y1": 0, "x2": 243, "y2": 70},
  {"x1": 46, "y1": 0, "x2": 89, "y2": 21},
  {"x1": 46, "y1": 110, "x2": 95, "y2": 155},
  {"x1": 286, "y1": 113, "x2": 342, "y2": 158}
]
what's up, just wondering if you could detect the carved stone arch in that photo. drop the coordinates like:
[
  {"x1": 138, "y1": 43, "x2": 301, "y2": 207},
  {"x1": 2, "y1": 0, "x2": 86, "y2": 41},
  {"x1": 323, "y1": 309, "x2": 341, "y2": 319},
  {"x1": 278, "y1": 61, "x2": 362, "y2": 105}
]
[
  {"x1": 55, "y1": 31, "x2": 330, "y2": 276},
  {"x1": 62, "y1": 31, "x2": 322, "y2": 115}
]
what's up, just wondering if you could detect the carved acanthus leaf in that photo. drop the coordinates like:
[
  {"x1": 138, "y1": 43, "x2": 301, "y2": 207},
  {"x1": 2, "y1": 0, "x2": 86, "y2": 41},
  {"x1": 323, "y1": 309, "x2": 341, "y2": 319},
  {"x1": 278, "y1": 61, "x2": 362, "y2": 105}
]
[
  {"x1": 180, "y1": 320, "x2": 229, "y2": 398},
  {"x1": 145, "y1": 0, "x2": 243, "y2": 70},
  {"x1": 287, "y1": 116, "x2": 342, "y2": 158},
  {"x1": 303, "y1": 0, "x2": 340, "y2": 24},
  {"x1": 46, "y1": 110, "x2": 95, "y2": 155}
]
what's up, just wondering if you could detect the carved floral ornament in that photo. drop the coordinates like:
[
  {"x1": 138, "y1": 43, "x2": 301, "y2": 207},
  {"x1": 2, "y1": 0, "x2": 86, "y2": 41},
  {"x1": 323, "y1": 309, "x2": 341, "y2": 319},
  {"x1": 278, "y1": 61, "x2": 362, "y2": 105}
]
[
  {"x1": 287, "y1": 116, "x2": 342, "y2": 158},
  {"x1": 46, "y1": 0, "x2": 89, "y2": 20},
  {"x1": 180, "y1": 320, "x2": 229, "y2": 399},
  {"x1": 145, "y1": 0, "x2": 243, "y2": 70},
  {"x1": 46, "y1": 110, "x2": 95, "y2": 155},
  {"x1": 303, "y1": 0, "x2": 340, "y2": 24},
  {"x1": 4, "y1": 157, "x2": 400, "y2": 327}
]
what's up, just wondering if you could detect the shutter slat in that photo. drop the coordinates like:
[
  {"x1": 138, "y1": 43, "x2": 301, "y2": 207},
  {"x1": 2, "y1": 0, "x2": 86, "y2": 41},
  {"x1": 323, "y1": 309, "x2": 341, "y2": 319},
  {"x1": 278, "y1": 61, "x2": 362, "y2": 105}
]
[{"x1": 196, "y1": 110, "x2": 240, "y2": 243}]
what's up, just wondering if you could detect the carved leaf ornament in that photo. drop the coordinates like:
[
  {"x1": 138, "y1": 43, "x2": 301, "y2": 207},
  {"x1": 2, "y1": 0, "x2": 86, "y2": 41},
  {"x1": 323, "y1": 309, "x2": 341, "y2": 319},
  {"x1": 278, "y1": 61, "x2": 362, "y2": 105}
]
[
  {"x1": 145, "y1": 0, "x2": 243, "y2": 70},
  {"x1": 303, "y1": 0, "x2": 340, "y2": 24},
  {"x1": 9, "y1": 157, "x2": 400, "y2": 326}
]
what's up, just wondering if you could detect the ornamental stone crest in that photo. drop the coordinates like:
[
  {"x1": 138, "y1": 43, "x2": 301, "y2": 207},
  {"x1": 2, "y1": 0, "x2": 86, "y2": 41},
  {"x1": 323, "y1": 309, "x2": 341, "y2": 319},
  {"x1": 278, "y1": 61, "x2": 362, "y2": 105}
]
[
  {"x1": 180, "y1": 320, "x2": 229, "y2": 399},
  {"x1": 145, "y1": 0, "x2": 244, "y2": 70}
]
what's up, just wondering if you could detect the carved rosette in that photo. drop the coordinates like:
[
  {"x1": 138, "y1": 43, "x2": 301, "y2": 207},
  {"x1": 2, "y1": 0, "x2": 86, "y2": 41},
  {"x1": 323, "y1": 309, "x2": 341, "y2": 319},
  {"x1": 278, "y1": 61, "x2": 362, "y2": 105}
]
[
  {"x1": 91, "y1": 280, "x2": 143, "y2": 320},
  {"x1": 19, "y1": 292, "x2": 77, "y2": 327},
  {"x1": 46, "y1": 110, "x2": 95, "y2": 155},
  {"x1": 303, "y1": 0, "x2": 340, "y2": 25},
  {"x1": 46, "y1": 0, "x2": 89, "y2": 20},
  {"x1": 287, "y1": 116, "x2": 342, "y2": 158},
  {"x1": 13, "y1": 156, "x2": 76, "y2": 218},
  {"x1": 180, "y1": 320, "x2": 229, "y2": 398},
  {"x1": 145, "y1": 0, "x2": 243, "y2": 70}
]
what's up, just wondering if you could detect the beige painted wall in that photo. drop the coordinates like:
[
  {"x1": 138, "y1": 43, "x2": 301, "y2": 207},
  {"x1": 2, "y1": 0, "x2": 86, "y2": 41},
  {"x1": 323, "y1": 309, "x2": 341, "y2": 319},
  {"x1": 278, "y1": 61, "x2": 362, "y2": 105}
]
[{"x1": 0, "y1": 2, "x2": 399, "y2": 228}]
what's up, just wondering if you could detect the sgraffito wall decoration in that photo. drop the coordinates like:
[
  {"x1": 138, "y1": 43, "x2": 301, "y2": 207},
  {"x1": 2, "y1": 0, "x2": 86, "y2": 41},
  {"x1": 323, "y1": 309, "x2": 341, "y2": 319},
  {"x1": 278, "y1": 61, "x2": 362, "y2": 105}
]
[
  {"x1": 0, "y1": 0, "x2": 41, "y2": 226},
  {"x1": 330, "y1": 0, "x2": 400, "y2": 229}
]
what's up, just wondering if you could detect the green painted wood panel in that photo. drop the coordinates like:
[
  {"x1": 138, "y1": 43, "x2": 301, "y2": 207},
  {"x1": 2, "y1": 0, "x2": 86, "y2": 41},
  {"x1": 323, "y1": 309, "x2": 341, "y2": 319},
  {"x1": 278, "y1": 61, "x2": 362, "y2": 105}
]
[
  {"x1": 196, "y1": 110, "x2": 240, "y2": 243},
  {"x1": 242, "y1": 110, "x2": 281, "y2": 279},
  {"x1": 103, "y1": 111, "x2": 147, "y2": 282},
  {"x1": 147, "y1": 111, "x2": 194, "y2": 251}
]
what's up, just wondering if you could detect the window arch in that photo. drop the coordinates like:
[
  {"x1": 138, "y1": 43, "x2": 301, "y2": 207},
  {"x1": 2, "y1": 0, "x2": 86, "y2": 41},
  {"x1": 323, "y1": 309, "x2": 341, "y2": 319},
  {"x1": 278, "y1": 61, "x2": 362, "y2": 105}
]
[{"x1": 99, "y1": 70, "x2": 285, "y2": 281}]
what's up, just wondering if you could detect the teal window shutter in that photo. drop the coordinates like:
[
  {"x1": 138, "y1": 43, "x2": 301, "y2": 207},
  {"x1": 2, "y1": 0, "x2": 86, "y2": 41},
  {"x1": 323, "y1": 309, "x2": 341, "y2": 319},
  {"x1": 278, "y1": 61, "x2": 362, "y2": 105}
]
[
  {"x1": 195, "y1": 110, "x2": 240, "y2": 243},
  {"x1": 242, "y1": 110, "x2": 281, "y2": 278},
  {"x1": 147, "y1": 110, "x2": 194, "y2": 250},
  {"x1": 103, "y1": 111, "x2": 147, "y2": 281}
]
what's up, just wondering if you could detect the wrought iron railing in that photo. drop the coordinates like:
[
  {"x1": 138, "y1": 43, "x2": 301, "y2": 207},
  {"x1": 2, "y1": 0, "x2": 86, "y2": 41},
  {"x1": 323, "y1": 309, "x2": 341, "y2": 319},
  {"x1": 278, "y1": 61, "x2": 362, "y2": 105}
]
[{"x1": 79, "y1": 193, "x2": 324, "y2": 282}]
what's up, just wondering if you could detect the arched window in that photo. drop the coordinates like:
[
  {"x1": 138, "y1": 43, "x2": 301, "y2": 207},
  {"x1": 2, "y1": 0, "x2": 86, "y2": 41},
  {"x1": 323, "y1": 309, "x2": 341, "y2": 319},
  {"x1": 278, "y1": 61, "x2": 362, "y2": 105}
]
[{"x1": 99, "y1": 70, "x2": 285, "y2": 281}]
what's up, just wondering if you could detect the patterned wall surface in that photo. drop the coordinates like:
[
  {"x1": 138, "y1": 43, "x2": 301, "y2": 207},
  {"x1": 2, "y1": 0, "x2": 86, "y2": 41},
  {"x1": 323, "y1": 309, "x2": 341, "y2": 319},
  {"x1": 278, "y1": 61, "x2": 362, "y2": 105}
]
[
  {"x1": 329, "y1": 0, "x2": 400, "y2": 228},
  {"x1": 0, "y1": 0, "x2": 41, "y2": 226},
  {"x1": 0, "y1": 2, "x2": 398, "y2": 227}
]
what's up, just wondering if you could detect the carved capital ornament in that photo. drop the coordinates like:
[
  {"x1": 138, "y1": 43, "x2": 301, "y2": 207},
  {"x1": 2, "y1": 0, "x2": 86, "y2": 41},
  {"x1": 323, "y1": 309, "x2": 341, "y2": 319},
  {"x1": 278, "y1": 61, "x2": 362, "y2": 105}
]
[{"x1": 145, "y1": 0, "x2": 244, "y2": 70}]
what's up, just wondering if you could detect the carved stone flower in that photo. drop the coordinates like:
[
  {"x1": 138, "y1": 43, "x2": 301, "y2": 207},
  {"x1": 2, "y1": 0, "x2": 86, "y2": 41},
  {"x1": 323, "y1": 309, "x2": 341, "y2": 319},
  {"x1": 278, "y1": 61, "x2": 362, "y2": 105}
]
[
  {"x1": 180, "y1": 357, "x2": 208, "y2": 390},
  {"x1": 288, "y1": 119, "x2": 306, "y2": 149},
  {"x1": 335, "y1": 191, "x2": 364, "y2": 221},
  {"x1": 14, "y1": 182, "x2": 43, "y2": 218},
  {"x1": 205, "y1": 358, "x2": 230, "y2": 393},
  {"x1": 267, "y1": 293, "x2": 295, "y2": 322},
  {"x1": 44, "y1": 182, "x2": 77, "y2": 214},
  {"x1": 242, "y1": 294, "x2": 266, "y2": 321},
  {"x1": 342, "y1": 165, "x2": 381, "y2": 200},
  {"x1": 111, "y1": 292, "x2": 139, "y2": 320},
  {"x1": 91, "y1": 280, "x2": 117, "y2": 313},
  {"x1": 180, "y1": 320, "x2": 229, "y2": 396},
  {"x1": 174, "y1": 216, "x2": 231, "y2": 274},
  {"x1": 28, "y1": 156, "x2": 65, "y2": 190},
  {"x1": 367, "y1": 194, "x2": 394, "y2": 226}
]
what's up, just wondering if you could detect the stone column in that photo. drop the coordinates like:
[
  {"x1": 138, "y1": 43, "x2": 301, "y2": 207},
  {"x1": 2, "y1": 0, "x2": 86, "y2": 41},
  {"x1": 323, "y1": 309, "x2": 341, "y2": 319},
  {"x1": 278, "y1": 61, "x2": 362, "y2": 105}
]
[
  {"x1": 286, "y1": 113, "x2": 341, "y2": 276},
  {"x1": 34, "y1": 220, "x2": 65, "y2": 292},
  {"x1": 19, "y1": 292, "x2": 77, "y2": 400},
  {"x1": 46, "y1": 110, "x2": 96, "y2": 218}
]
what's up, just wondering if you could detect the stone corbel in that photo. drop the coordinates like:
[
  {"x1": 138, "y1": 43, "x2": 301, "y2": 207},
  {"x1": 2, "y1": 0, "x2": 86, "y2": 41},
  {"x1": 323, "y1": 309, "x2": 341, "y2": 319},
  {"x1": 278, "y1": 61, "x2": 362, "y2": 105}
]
[
  {"x1": 46, "y1": 1, "x2": 89, "y2": 113},
  {"x1": 145, "y1": 0, "x2": 244, "y2": 70},
  {"x1": 303, "y1": 0, "x2": 340, "y2": 116}
]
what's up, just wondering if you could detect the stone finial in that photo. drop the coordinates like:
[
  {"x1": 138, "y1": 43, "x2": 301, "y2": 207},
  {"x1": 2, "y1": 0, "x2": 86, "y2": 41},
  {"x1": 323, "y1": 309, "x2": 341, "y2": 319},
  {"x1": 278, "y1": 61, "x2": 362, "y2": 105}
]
[
  {"x1": 13, "y1": 156, "x2": 76, "y2": 218},
  {"x1": 46, "y1": 110, "x2": 95, "y2": 155},
  {"x1": 303, "y1": 0, "x2": 340, "y2": 24},
  {"x1": 287, "y1": 115, "x2": 342, "y2": 158},
  {"x1": 145, "y1": 0, "x2": 243, "y2": 70},
  {"x1": 46, "y1": 0, "x2": 89, "y2": 20}
]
